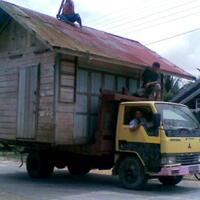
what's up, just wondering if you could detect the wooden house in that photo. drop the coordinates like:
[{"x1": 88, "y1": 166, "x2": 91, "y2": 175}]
[{"x1": 0, "y1": 1, "x2": 193, "y2": 146}]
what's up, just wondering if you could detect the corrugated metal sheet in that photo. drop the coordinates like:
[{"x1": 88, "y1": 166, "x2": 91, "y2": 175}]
[{"x1": 0, "y1": 1, "x2": 194, "y2": 79}]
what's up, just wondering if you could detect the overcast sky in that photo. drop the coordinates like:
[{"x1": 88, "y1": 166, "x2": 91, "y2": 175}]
[{"x1": 5, "y1": 0, "x2": 200, "y2": 77}]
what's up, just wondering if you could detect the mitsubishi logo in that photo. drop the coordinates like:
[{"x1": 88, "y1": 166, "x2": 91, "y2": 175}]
[{"x1": 188, "y1": 143, "x2": 192, "y2": 149}]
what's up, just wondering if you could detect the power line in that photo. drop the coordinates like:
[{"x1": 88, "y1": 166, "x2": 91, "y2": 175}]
[
  {"x1": 86, "y1": 0, "x2": 178, "y2": 26},
  {"x1": 99, "y1": 0, "x2": 200, "y2": 30},
  {"x1": 91, "y1": 0, "x2": 199, "y2": 28},
  {"x1": 86, "y1": 0, "x2": 158, "y2": 24},
  {"x1": 118, "y1": 9, "x2": 200, "y2": 35},
  {"x1": 145, "y1": 28, "x2": 200, "y2": 45}
]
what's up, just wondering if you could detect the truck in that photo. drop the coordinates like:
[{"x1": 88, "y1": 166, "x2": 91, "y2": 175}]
[
  {"x1": 0, "y1": 1, "x2": 199, "y2": 190},
  {"x1": 1, "y1": 91, "x2": 200, "y2": 190}
]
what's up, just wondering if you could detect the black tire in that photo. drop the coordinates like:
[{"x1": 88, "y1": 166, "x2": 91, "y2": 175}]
[
  {"x1": 118, "y1": 157, "x2": 147, "y2": 190},
  {"x1": 26, "y1": 152, "x2": 54, "y2": 178},
  {"x1": 67, "y1": 163, "x2": 90, "y2": 176},
  {"x1": 158, "y1": 176, "x2": 183, "y2": 186}
]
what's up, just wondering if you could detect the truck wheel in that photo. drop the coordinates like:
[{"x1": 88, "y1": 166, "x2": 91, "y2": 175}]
[
  {"x1": 26, "y1": 152, "x2": 54, "y2": 178},
  {"x1": 118, "y1": 157, "x2": 147, "y2": 190},
  {"x1": 158, "y1": 176, "x2": 183, "y2": 186},
  {"x1": 67, "y1": 164, "x2": 90, "y2": 176}
]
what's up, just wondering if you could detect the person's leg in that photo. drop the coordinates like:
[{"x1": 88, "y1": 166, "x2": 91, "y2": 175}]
[
  {"x1": 59, "y1": 15, "x2": 72, "y2": 23},
  {"x1": 153, "y1": 83, "x2": 161, "y2": 101},
  {"x1": 75, "y1": 13, "x2": 82, "y2": 27},
  {"x1": 59, "y1": 15, "x2": 68, "y2": 22},
  {"x1": 137, "y1": 88, "x2": 145, "y2": 97},
  {"x1": 59, "y1": 14, "x2": 75, "y2": 23},
  {"x1": 145, "y1": 86, "x2": 154, "y2": 99}
]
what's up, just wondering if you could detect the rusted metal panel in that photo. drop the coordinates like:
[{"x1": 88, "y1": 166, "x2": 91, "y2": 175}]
[
  {"x1": 91, "y1": 72, "x2": 101, "y2": 94},
  {"x1": 75, "y1": 67, "x2": 140, "y2": 143},
  {"x1": 117, "y1": 77, "x2": 127, "y2": 92},
  {"x1": 77, "y1": 69, "x2": 88, "y2": 93},
  {"x1": 91, "y1": 96, "x2": 99, "y2": 114},
  {"x1": 0, "y1": 1, "x2": 194, "y2": 80},
  {"x1": 74, "y1": 114, "x2": 88, "y2": 142},
  {"x1": 129, "y1": 79, "x2": 138, "y2": 94},
  {"x1": 104, "y1": 74, "x2": 115, "y2": 90},
  {"x1": 76, "y1": 94, "x2": 88, "y2": 113}
]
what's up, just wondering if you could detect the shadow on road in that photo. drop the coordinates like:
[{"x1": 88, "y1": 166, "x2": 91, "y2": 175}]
[{"x1": 0, "y1": 168, "x2": 199, "y2": 197}]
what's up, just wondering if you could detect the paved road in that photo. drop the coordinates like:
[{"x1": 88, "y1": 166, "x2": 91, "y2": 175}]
[{"x1": 0, "y1": 160, "x2": 200, "y2": 200}]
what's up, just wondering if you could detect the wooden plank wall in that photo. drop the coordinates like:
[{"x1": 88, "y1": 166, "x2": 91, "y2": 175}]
[
  {"x1": 0, "y1": 19, "x2": 55, "y2": 143},
  {"x1": 55, "y1": 55, "x2": 76, "y2": 145}
]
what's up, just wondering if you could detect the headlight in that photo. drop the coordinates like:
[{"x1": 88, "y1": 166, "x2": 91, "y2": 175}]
[{"x1": 161, "y1": 156, "x2": 176, "y2": 165}]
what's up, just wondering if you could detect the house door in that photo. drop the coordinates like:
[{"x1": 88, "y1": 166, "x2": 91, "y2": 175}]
[{"x1": 17, "y1": 66, "x2": 39, "y2": 139}]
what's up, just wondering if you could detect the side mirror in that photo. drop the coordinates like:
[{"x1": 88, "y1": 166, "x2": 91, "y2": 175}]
[{"x1": 153, "y1": 113, "x2": 161, "y2": 129}]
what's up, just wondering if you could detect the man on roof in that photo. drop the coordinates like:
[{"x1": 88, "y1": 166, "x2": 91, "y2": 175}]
[
  {"x1": 57, "y1": 0, "x2": 82, "y2": 27},
  {"x1": 137, "y1": 62, "x2": 161, "y2": 101}
]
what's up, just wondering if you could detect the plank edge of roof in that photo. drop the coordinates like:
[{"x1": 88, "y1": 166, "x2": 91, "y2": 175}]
[{"x1": 53, "y1": 46, "x2": 195, "y2": 80}]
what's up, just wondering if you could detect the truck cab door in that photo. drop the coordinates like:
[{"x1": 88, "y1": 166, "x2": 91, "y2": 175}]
[{"x1": 116, "y1": 104, "x2": 161, "y2": 172}]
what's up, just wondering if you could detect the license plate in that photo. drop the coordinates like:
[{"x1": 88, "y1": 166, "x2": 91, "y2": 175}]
[{"x1": 189, "y1": 166, "x2": 199, "y2": 173}]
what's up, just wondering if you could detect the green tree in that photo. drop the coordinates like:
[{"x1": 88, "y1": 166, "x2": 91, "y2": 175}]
[{"x1": 163, "y1": 75, "x2": 180, "y2": 101}]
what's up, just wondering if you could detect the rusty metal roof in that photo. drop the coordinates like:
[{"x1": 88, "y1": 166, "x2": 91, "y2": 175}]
[{"x1": 0, "y1": 1, "x2": 194, "y2": 79}]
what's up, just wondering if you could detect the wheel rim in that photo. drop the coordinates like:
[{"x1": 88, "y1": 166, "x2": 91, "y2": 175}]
[{"x1": 124, "y1": 162, "x2": 139, "y2": 184}]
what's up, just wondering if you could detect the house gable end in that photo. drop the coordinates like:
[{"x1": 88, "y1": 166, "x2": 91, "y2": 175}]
[
  {"x1": 0, "y1": 17, "x2": 48, "y2": 55},
  {"x1": 0, "y1": 2, "x2": 52, "y2": 52}
]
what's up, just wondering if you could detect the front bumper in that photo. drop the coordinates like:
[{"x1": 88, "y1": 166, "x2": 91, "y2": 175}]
[{"x1": 157, "y1": 164, "x2": 200, "y2": 176}]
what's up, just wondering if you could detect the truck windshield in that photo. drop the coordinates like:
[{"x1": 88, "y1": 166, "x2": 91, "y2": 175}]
[{"x1": 155, "y1": 103, "x2": 199, "y2": 130}]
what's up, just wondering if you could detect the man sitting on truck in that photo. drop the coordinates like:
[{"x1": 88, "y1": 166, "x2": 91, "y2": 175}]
[
  {"x1": 137, "y1": 62, "x2": 161, "y2": 101},
  {"x1": 129, "y1": 110, "x2": 148, "y2": 131},
  {"x1": 57, "y1": 0, "x2": 82, "y2": 27}
]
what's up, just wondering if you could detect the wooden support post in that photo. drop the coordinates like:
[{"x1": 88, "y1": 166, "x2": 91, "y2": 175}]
[
  {"x1": 57, "y1": 0, "x2": 66, "y2": 18},
  {"x1": 161, "y1": 73, "x2": 164, "y2": 101}
]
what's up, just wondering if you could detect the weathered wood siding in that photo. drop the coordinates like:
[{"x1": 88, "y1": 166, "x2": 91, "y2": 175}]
[
  {"x1": 0, "y1": 19, "x2": 55, "y2": 143},
  {"x1": 55, "y1": 55, "x2": 76, "y2": 144},
  {"x1": 0, "y1": 19, "x2": 142, "y2": 146}
]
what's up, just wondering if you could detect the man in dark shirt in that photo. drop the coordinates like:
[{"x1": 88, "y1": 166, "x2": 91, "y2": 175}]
[{"x1": 142, "y1": 62, "x2": 161, "y2": 100}]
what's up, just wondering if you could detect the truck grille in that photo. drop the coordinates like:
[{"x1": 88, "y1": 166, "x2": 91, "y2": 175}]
[{"x1": 176, "y1": 154, "x2": 199, "y2": 165}]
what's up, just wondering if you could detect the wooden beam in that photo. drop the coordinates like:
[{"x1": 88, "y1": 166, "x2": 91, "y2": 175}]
[
  {"x1": 0, "y1": 18, "x2": 10, "y2": 35},
  {"x1": 57, "y1": 0, "x2": 65, "y2": 18},
  {"x1": 101, "y1": 89, "x2": 148, "y2": 102},
  {"x1": 55, "y1": 47, "x2": 195, "y2": 80}
]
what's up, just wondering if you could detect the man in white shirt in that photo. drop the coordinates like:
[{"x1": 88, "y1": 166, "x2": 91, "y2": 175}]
[{"x1": 129, "y1": 110, "x2": 148, "y2": 131}]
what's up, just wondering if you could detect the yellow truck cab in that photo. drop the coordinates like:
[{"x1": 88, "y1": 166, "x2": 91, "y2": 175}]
[{"x1": 114, "y1": 101, "x2": 200, "y2": 189}]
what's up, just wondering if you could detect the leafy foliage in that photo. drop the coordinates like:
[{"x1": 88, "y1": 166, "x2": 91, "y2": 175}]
[{"x1": 163, "y1": 75, "x2": 180, "y2": 101}]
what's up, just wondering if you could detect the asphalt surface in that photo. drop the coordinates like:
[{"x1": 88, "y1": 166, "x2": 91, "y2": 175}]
[{"x1": 0, "y1": 160, "x2": 200, "y2": 200}]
